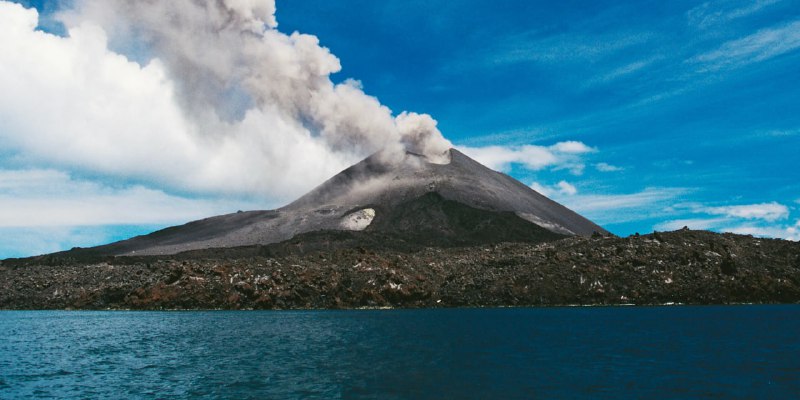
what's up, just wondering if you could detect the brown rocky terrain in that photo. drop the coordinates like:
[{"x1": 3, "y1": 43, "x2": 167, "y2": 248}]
[{"x1": 2, "y1": 229, "x2": 799, "y2": 309}]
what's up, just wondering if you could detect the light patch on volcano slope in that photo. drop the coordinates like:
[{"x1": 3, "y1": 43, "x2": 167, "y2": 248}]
[
  {"x1": 425, "y1": 149, "x2": 452, "y2": 165},
  {"x1": 516, "y1": 212, "x2": 575, "y2": 235},
  {"x1": 341, "y1": 208, "x2": 376, "y2": 231}
]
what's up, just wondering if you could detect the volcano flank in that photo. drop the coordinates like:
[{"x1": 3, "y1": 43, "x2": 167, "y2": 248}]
[
  {"x1": 83, "y1": 149, "x2": 607, "y2": 257},
  {"x1": 4, "y1": 150, "x2": 800, "y2": 310}
]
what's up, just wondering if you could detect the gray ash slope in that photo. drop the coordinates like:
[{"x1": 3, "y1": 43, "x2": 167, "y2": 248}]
[{"x1": 88, "y1": 149, "x2": 607, "y2": 256}]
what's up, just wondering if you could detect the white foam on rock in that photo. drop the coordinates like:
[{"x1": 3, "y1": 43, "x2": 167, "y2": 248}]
[{"x1": 340, "y1": 208, "x2": 376, "y2": 231}]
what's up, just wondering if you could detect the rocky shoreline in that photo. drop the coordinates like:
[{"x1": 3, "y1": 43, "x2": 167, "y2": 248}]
[{"x1": 2, "y1": 229, "x2": 799, "y2": 310}]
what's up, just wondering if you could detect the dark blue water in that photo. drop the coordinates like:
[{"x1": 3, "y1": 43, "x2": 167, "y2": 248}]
[{"x1": 1, "y1": 306, "x2": 798, "y2": 399}]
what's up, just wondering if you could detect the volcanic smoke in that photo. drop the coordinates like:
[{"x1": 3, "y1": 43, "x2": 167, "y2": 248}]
[{"x1": 65, "y1": 0, "x2": 452, "y2": 165}]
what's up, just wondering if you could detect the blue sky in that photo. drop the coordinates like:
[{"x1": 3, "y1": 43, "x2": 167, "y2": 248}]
[{"x1": 0, "y1": 0, "x2": 798, "y2": 258}]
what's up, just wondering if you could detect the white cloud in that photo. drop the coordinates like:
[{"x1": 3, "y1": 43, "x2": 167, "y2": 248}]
[
  {"x1": 458, "y1": 145, "x2": 553, "y2": 171},
  {"x1": 727, "y1": 224, "x2": 799, "y2": 241},
  {"x1": 701, "y1": 202, "x2": 789, "y2": 222},
  {"x1": 490, "y1": 31, "x2": 652, "y2": 66},
  {"x1": 457, "y1": 141, "x2": 596, "y2": 174},
  {"x1": 688, "y1": 0, "x2": 782, "y2": 29},
  {"x1": 691, "y1": 19, "x2": 800, "y2": 71},
  {"x1": 529, "y1": 182, "x2": 554, "y2": 197},
  {"x1": 595, "y1": 162, "x2": 623, "y2": 172},
  {"x1": 0, "y1": 226, "x2": 134, "y2": 258},
  {"x1": 564, "y1": 188, "x2": 686, "y2": 214},
  {"x1": 588, "y1": 57, "x2": 660, "y2": 85},
  {"x1": 554, "y1": 187, "x2": 689, "y2": 225},
  {"x1": 530, "y1": 180, "x2": 578, "y2": 197},
  {"x1": 655, "y1": 201, "x2": 798, "y2": 241},
  {"x1": 556, "y1": 181, "x2": 578, "y2": 196},
  {"x1": 548, "y1": 141, "x2": 596, "y2": 154},
  {"x1": 767, "y1": 128, "x2": 800, "y2": 137},
  {"x1": 0, "y1": 1, "x2": 450, "y2": 204},
  {"x1": 0, "y1": 169, "x2": 261, "y2": 227}
]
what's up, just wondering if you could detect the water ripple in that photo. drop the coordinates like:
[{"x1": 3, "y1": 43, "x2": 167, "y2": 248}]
[{"x1": 0, "y1": 306, "x2": 799, "y2": 399}]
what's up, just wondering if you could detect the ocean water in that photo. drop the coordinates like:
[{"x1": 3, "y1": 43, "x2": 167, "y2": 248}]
[{"x1": 1, "y1": 306, "x2": 798, "y2": 399}]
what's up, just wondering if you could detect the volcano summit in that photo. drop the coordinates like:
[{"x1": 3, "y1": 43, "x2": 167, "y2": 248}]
[{"x1": 85, "y1": 149, "x2": 607, "y2": 256}]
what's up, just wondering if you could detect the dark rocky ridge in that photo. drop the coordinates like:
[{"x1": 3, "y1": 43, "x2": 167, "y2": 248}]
[
  {"x1": 83, "y1": 149, "x2": 606, "y2": 256},
  {"x1": 2, "y1": 229, "x2": 799, "y2": 309},
  {"x1": 4, "y1": 149, "x2": 796, "y2": 310}
]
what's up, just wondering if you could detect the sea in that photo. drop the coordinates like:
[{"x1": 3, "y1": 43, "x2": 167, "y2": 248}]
[{"x1": 1, "y1": 305, "x2": 798, "y2": 399}]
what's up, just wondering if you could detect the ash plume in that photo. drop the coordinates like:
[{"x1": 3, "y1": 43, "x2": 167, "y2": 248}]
[{"x1": 63, "y1": 0, "x2": 451, "y2": 164}]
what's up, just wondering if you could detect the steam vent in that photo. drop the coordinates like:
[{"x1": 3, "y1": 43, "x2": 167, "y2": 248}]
[{"x1": 89, "y1": 149, "x2": 608, "y2": 256}]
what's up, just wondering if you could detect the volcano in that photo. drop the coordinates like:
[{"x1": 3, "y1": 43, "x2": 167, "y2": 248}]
[{"x1": 89, "y1": 149, "x2": 608, "y2": 256}]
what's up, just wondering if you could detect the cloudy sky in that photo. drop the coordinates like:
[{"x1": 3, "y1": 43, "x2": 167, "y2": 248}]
[{"x1": 1, "y1": 0, "x2": 798, "y2": 258}]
